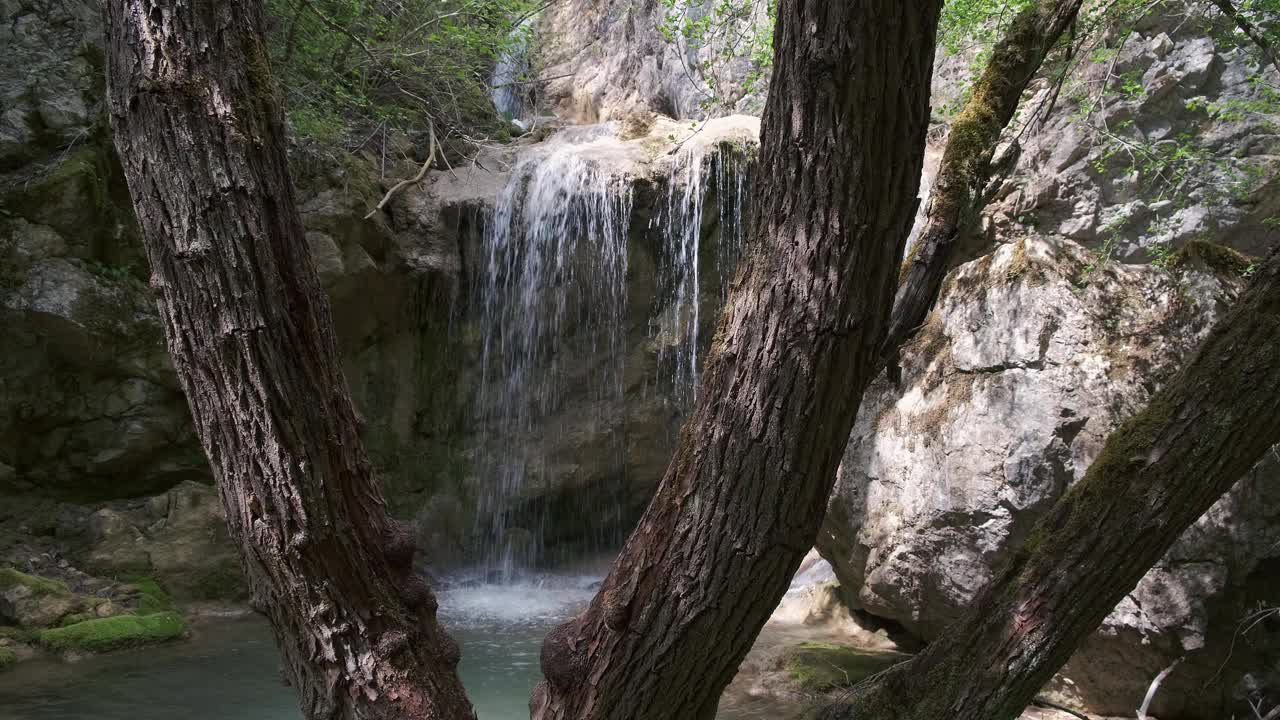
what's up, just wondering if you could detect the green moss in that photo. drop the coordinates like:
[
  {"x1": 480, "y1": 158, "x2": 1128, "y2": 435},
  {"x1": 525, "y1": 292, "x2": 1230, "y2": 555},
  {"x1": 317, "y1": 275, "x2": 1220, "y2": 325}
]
[
  {"x1": 0, "y1": 568, "x2": 70, "y2": 597},
  {"x1": 0, "y1": 646, "x2": 16, "y2": 670},
  {"x1": 125, "y1": 577, "x2": 175, "y2": 614},
  {"x1": 1019, "y1": 397, "x2": 1176, "y2": 564},
  {"x1": 784, "y1": 642, "x2": 910, "y2": 692},
  {"x1": 37, "y1": 612, "x2": 187, "y2": 654},
  {"x1": 1171, "y1": 240, "x2": 1254, "y2": 277},
  {"x1": 1005, "y1": 238, "x2": 1030, "y2": 282}
]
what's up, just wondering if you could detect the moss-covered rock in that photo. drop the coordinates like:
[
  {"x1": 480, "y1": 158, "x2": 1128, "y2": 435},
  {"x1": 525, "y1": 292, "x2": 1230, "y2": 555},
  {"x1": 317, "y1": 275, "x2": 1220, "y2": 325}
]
[
  {"x1": 0, "y1": 568, "x2": 83, "y2": 627},
  {"x1": 0, "y1": 567, "x2": 68, "y2": 596},
  {"x1": 783, "y1": 642, "x2": 910, "y2": 692},
  {"x1": 36, "y1": 612, "x2": 187, "y2": 654},
  {"x1": 0, "y1": 645, "x2": 16, "y2": 670}
]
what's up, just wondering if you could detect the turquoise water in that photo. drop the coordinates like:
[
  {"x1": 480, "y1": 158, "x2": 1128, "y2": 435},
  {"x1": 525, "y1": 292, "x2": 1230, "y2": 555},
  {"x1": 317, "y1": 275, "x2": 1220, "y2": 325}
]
[{"x1": 0, "y1": 576, "x2": 789, "y2": 719}]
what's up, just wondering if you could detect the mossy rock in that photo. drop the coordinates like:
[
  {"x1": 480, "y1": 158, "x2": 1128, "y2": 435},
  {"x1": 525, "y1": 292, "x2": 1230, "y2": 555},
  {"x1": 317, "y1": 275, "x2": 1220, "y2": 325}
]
[
  {"x1": 0, "y1": 626, "x2": 36, "y2": 644},
  {"x1": 1170, "y1": 239, "x2": 1255, "y2": 277},
  {"x1": 37, "y1": 612, "x2": 187, "y2": 654},
  {"x1": 0, "y1": 568, "x2": 83, "y2": 628},
  {"x1": 0, "y1": 568, "x2": 70, "y2": 597},
  {"x1": 0, "y1": 645, "x2": 16, "y2": 670},
  {"x1": 784, "y1": 642, "x2": 911, "y2": 692},
  {"x1": 125, "y1": 578, "x2": 176, "y2": 615}
]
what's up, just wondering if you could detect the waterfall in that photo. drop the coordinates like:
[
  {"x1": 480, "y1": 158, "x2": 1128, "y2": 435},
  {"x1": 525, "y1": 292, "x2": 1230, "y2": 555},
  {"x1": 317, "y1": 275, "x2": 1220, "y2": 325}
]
[
  {"x1": 492, "y1": 19, "x2": 534, "y2": 123},
  {"x1": 650, "y1": 142, "x2": 750, "y2": 407},
  {"x1": 470, "y1": 124, "x2": 754, "y2": 579},
  {"x1": 475, "y1": 125, "x2": 633, "y2": 579}
]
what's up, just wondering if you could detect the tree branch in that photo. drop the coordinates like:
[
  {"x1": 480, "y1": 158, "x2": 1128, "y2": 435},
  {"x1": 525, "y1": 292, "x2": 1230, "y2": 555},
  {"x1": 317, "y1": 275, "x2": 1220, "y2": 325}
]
[
  {"x1": 1209, "y1": 0, "x2": 1280, "y2": 76},
  {"x1": 364, "y1": 120, "x2": 438, "y2": 219},
  {"x1": 1136, "y1": 658, "x2": 1183, "y2": 720}
]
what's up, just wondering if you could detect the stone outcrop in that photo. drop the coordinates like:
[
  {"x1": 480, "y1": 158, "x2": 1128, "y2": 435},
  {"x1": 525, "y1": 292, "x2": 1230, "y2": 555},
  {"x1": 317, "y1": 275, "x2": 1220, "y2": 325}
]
[
  {"x1": 818, "y1": 236, "x2": 1279, "y2": 718},
  {"x1": 983, "y1": 11, "x2": 1280, "y2": 261},
  {"x1": 533, "y1": 0, "x2": 768, "y2": 122},
  {"x1": 84, "y1": 482, "x2": 244, "y2": 602},
  {"x1": 812, "y1": 15, "x2": 1280, "y2": 717}
]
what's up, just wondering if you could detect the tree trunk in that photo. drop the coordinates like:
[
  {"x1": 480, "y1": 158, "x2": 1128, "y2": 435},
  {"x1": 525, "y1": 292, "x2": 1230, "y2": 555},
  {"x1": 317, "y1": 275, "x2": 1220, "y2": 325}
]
[
  {"x1": 882, "y1": 0, "x2": 1083, "y2": 361},
  {"x1": 531, "y1": 3, "x2": 944, "y2": 719},
  {"x1": 822, "y1": 245, "x2": 1280, "y2": 720},
  {"x1": 104, "y1": 3, "x2": 474, "y2": 719}
]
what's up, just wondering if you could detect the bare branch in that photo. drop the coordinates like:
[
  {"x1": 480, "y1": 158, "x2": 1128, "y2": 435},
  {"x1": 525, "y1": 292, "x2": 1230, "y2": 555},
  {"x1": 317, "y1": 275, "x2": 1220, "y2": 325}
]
[
  {"x1": 1137, "y1": 658, "x2": 1183, "y2": 720},
  {"x1": 364, "y1": 120, "x2": 438, "y2": 219}
]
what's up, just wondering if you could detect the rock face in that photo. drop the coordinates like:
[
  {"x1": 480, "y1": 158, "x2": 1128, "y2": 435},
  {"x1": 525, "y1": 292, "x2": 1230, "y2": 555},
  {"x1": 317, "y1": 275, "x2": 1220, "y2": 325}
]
[
  {"x1": 0, "y1": 1, "x2": 468, "y2": 512},
  {"x1": 533, "y1": 0, "x2": 768, "y2": 122},
  {"x1": 818, "y1": 236, "x2": 1279, "y2": 718},
  {"x1": 0, "y1": 0, "x2": 103, "y2": 172},
  {"x1": 983, "y1": 12, "x2": 1280, "y2": 262}
]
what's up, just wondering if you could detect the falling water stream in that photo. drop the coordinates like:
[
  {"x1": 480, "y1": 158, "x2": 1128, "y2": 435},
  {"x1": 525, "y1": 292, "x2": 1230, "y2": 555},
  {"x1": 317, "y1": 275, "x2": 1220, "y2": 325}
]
[
  {"x1": 651, "y1": 142, "x2": 750, "y2": 406},
  {"x1": 473, "y1": 124, "x2": 634, "y2": 577}
]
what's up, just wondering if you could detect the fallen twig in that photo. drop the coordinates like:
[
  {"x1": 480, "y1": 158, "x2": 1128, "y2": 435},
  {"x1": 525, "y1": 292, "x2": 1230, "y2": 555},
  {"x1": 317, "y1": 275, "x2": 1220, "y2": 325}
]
[
  {"x1": 364, "y1": 120, "x2": 438, "y2": 219},
  {"x1": 1137, "y1": 658, "x2": 1183, "y2": 720}
]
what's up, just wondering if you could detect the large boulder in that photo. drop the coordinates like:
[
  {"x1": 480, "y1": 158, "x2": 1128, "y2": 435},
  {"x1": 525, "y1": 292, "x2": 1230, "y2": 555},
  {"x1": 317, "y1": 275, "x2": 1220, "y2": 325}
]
[
  {"x1": 85, "y1": 482, "x2": 244, "y2": 602},
  {"x1": 819, "y1": 236, "x2": 1279, "y2": 718}
]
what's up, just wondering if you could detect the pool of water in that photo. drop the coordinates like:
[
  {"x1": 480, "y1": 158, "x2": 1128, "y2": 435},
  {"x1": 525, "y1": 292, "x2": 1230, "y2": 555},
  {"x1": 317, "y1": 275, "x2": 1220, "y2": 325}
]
[{"x1": 0, "y1": 572, "x2": 792, "y2": 720}]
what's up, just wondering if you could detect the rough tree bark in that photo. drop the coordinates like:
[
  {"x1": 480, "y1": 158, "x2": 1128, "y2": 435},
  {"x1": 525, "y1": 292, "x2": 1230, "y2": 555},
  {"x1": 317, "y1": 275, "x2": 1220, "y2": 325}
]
[
  {"x1": 882, "y1": 0, "x2": 1084, "y2": 361},
  {"x1": 104, "y1": 2, "x2": 474, "y2": 719},
  {"x1": 531, "y1": 3, "x2": 944, "y2": 719},
  {"x1": 822, "y1": 245, "x2": 1280, "y2": 720}
]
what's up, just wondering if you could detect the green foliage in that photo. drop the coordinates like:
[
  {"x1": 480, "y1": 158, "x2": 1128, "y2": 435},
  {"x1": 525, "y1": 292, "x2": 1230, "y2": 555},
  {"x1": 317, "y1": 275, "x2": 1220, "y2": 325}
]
[
  {"x1": 264, "y1": 0, "x2": 537, "y2": 145},
  {"x1": 1076, "y1": 235, "x2": 1117, "y2": 286},
  {"x1": 0, "y1": 646, "x2": 15, "y2": 670},
  {"x1": 37, "y1": 613, "x2": 187, "y2": 654},
  {"x1": 658, "y1": 0, "x2": 777, "y2": 113},
  {"x1": 938, "y1": 0, "x2": 1035, "y2": 55},
  {"x1": 1149, "y1": 240, "x2": 1177, "y2": 270}
]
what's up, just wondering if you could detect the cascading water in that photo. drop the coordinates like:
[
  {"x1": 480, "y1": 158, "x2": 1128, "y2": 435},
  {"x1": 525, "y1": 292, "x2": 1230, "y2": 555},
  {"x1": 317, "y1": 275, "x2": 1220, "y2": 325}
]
[
  {"x1": 474, "y1": 125, "x2": 633, "y2": 579},
  {"x1": 650, "y1": 142, "x2": 751, "y2": 407},
  {"x1": 492, "y1": 19, "x2": 534, "y2": 124}
]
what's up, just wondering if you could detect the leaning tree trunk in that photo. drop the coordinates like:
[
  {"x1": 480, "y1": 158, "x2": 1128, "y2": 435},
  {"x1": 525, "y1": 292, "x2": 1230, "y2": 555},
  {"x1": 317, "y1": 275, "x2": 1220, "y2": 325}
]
[
  {"x1": 822, "y1": 245, "x2": 1280, "y2": 720},
  {"x1": 105, "y1": 3, "x2": 474, "y2": 719},
  {"x1": 531, "y1": 2, "x2": 943, "y2": 719},
  {"x1": 882, "y1": 0, "x2": 1083, "y2": 360}
]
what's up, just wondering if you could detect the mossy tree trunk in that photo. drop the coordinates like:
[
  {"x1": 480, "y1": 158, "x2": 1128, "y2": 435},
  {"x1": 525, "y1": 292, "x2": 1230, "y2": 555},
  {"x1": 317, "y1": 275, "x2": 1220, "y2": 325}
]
[
  {"x1": 822, "y1": 246, "x2": 1280, "y2": 720},
  {"x1": 104, "y1": 2, "x2": 474, "y2": 719},
  {"x1": 883, "y1": 0, "x2": 1084, "y2": 361},
  {"x1": 530, "y1": 2, "x2": 944, "y2": 719}
]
